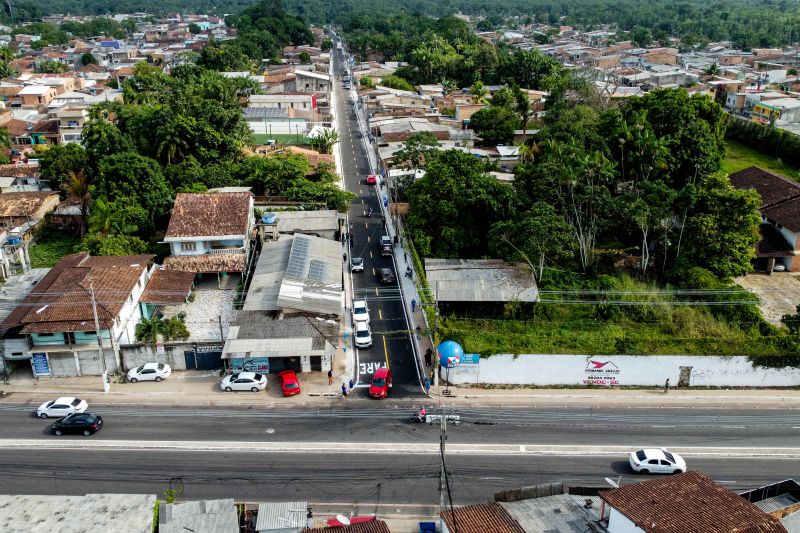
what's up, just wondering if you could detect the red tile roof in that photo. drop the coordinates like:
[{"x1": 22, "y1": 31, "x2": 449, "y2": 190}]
[
  {"x1": 729, "y1": 166, "x2": 800, "y2": 233},
  {"x1": 440, "y1": 502, "x2": 525, "y2": 533},
  {"x1": 163, "y1": 253, "x2": 246, "y2": 273},
  {"x1": 0, "y1": 164, "x2": 39, "y2": 178},
  {"x1": 0, "y1": 191, "x2": 58, "y2": 218},
  {"x1": 165, "y1": 192, "x2": 252, "y2": 239},
  {"x1": 15, "y1": 253, "x2": 154, "y2": 334},
  {"x1": 304, "y1": 520, "x2": 391, "y2": 533},
  {"x1": 600, "y1": 471, "x2": 787, "y2": 533},
  {"x1": 139, "y1": 269, "x2": 195, "y2": 304}
]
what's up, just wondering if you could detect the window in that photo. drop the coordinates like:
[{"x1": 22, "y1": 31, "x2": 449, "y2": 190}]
[{"x1": 181, "y1": 242, "x2": 196, "y2": 251}]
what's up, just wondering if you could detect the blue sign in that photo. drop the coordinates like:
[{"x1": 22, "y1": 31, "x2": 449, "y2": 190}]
[
  {"x1": 230, "y1": 357, "x2": 270, "y2": 373},
  {"x1": 461, "y1": 353, "x2": 480, "y2": 364},
  {"x1": 31, "y1": 353, "x2": 50, "y2": 376}
]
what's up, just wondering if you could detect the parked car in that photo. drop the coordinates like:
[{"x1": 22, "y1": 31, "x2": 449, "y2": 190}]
[
  {"x1": 377, "y1": 268, "x2": 395, "y2": 284},
  {"x1": 352, "y1": 299, "x2": 370, "y2": 324},
  {"x1": 278, "y1": 370, "x2": 302, "y2": 397},
  {"x1": 354, "y1": 321, "x2": 373, "y2": 348},
  {"x1": 369, "y1": 367, "x2": 392, "y2": 398},
  {"x1": 380, "y1": 235, "x2": 392, "y2": 247},
  {"x1": 50, "y1": 413, "x2": 103, "y2": 436},
  {"x1": 220, "y1": 372, "x2": 268, "y2": 392},
  {"x1": 127, "y1": 363, "x2": 172, "y2": 383},
  {"x1": 629, "y1": 448, "x2": 686, "y2": 474},
  {"x1": 773, "y1": 263, "x2": 787, "y2": 272},
  {"x1": 36, "y1": 397, "x2": 88, "y2": 419},
  {"x1": 351, "y1": 257, "x2": 364, "y2": 272},
  {"x1": 366, "y1": 174, "x2": 378, "y2": 185}
]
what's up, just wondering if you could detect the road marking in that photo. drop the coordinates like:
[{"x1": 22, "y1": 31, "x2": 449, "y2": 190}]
[
  {"x1": 375, "y1": 287, "x2": 379, "y2": 296},
  {"x1": 372, "y1": 267, "x2": 375, "y2": 276},
  {"x1": 369, "y1": 251, "x2": 373, "y2": 259},
  {"x1": 722, "y1": 426, "x2": 746, "y2": 429},
  {"x1": 367, "y1": 235, "x2": 371, "y2": 243},
  {"x1": 651, "y1": 425, "x2": 676, "y2": 428},
  {"x1": 378, "y1": 308, "x2": 383, "y2": 320},
  {"x1": 383, "y1": 335, "x2": 389, "y2": 369}
]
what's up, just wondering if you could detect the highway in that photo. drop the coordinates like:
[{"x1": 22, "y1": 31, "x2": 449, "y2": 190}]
[
  {"x1": 332, "y1": 42, "x2": 420, "y2": 395},
  {"x1": 1, "y1": 403, "x2": 798, "y2": 503}
]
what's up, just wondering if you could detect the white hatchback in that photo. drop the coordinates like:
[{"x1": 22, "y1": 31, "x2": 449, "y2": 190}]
[
  {"x1": 354, "y1": 321, "x2": 373, "y2": 348},
  {"x1": 629, "y1": 448, "x2": 687, "y2": 474},
  {"x1": 127, "y1": 363, "x2": 172, "y2": 383},
  {"x1": 36, "y1": 397, "x2": 88, "y2": 419},
  {"x1": 220, "y1": 372, "x2": 268, "y2": 392},
  {"x1": 352, "y1": 299, "x2": 370, "y2": 324}
]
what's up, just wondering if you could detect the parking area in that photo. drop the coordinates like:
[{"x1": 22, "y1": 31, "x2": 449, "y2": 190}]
[{"x1": 735, "y1": 272, "x2": 800, "y2": 325}]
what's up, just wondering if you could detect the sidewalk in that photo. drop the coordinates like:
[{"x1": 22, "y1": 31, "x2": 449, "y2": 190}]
[{"x1": 3, "y1": 370, "x2": 800, "y2": 408}]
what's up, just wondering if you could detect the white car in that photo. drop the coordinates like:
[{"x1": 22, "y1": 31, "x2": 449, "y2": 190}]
[
  {"x1": 354, "y1": 321, "x2": 373, "y2": 348},
  {"x1": 351, "y1": 257, "x2": 364, "y2": 273},
  {"x1": 220, "y1": 372, "x2": 268, "y2": 392},
  {"x1": 352, "y1": 299, "x2": 370, "y2": 324},
  {"x1": 36, "y1": 397, "x2": 88, "y2": 419},
  {"x1": 127, "y1": 363, "x2": 172, "y2": 383},
  {"x1": 380, "y1": 236, "x2": 392, "y2": 247},
  {"x1": 629, "y1": 448, "x2": 687, "y2": 475}
]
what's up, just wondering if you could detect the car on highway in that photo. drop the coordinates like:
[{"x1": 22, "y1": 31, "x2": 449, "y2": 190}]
[
  {"x1": 220, "y1": 372, "x2": 268, "y2": 392},
  {"x1": 369, "y1": 367, "x2": 392, "y2": 398},
  {"x1": 352, "y1": 299, "x2": 370, "y2": 324},
  {"x1": 36, "y1": 397, "x2": 88, "y2": 419},
  {"x1": 127, "y1": 362, "x2": 172, "y2": 383},
  {"x1": 50, "y1": 413, "x2": 103, "y2": 436},
  {"x1": 351, "y1": 257, "x2": 364, "y2": 272},
  {"x1": 377, "y1": 267, "x2": 395, "y2": 284},
  {"x1": 380, "y1": 235, "x2": 392, "y2": 247},
  {"x1": 354, "y1": 321, "x2": 373, "y2": 348},
  {"x1": 366, "y1": 174, "x2": 377, "y2": 185},
  {"x1": 629, "y1": 448, "x2": 686, "y2": 474},
  {"x1": 278, "y1": 370, "x2": 302, "y2": 397}
]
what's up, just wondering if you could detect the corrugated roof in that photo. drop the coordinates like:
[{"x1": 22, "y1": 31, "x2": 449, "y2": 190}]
[
  {"x1": 600, "y1": 471, "x2": 788, "y2": 533},
  {"x1": 425, "y1": 259, "x2": 538, "y2": 303},
  {"x1": 243, "y1": 237, "x2": 293, "y2": 311},
  {"x1": 499, "y1": 495, "x2": 602, "y2": 533},
  {"x1": 255, "y1": 501, "x2": 308, "y2": 531},
  {"x1": 276, "y1": 234, "x2": 343, "y2": 316},
  {"x1": 223, "y1": 312, "x2": 338, "y2": 358},
  {"x1": 275, "y1": 210, "x2": 340, "y2": 235},
  {"x1": 160, "y1": 498, "x2": 238, "y2": 533}
]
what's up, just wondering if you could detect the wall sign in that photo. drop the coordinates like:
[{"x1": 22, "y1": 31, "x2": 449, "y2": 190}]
[
  {"x1": 582, "y1": 357, "x2": 620, "y2": 386},
  {"x1": 31, "y1": 353, "x2": 50, "y2": 376}
]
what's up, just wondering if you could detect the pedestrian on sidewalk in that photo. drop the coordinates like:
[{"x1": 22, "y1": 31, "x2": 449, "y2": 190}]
[
  {"x1": 411, "y1": 298, "x2": 417, "y2": 312},
  {"x1": 664, "y1": 378, "x2": 670, "y2": 394},
  {"x1": 349, "y1": 378, "x2": 354, "y2": 391},
  {"x1": 343, "y1": 252, "x2": 347, "y2": 262},
  {"x1": 328, "y1": 369, "x2": 333, "y2": 385},
  {"x1": 425, "y1": 347, "x2": 432, "y2": 367},
  {"x1": 341, "y1": 383, "x2": 348, "y2": 397},
  {"x1": 405, "y1": 266, "x2": 413, "y2": 279},
  {"x1": 404, "y1": 252, "x2": 408, "y2": 264},
  {"x1": 423, "y1": 377, "x2": 430, "y2": 394},
  {"x1": 415, "y1": 325, "x2": 421, "y2": 339}
]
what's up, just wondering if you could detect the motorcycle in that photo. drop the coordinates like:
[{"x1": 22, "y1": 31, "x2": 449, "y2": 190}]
[
  {"x1": 366, "y1": 208, "x2": 373, "y2": 218},
  {"x1": 407, "y1": 410, "x2": 427, "y2": 423}
]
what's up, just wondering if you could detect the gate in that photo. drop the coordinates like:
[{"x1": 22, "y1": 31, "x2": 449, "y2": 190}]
[{"x1": 184, "y1": 350, "x2": 224, "y2": 370}]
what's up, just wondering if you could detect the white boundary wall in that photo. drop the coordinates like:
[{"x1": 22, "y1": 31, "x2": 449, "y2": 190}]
[{"x1": 446, "y1": 354, "x2": 800, "y2": 387}]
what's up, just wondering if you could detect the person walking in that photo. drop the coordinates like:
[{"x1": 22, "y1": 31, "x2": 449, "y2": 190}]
[
  {"x1": 424, "y1": 347, "x2": 432, "y2": 367},
  {"x1": 341, "y1": 382, "x2": 348, "y2": 397},
  {"x1": 411, "y1": 298, "x2": 417, "y2": 312},
  {"x1": 349, "y1": 378, "x2": 355, "y2": 391},
  {"x1": 423, "y1": 377, "x2": 431, "y2": 395},
  {"x1": 328, "y1": 369, "x2": 333, "y2": 385},
  {"x1": 664, "y1": 378, "x2": 670, "y2": 394},
  {"x1": 415, "y1": 326, "x2": 422, "y2": 339}
]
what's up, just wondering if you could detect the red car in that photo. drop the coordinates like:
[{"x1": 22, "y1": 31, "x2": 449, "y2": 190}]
[
  {"x1": 366, "y1": 174, "x2": 378, "y2": 185},
  {"x1": 369, "y1": 367, "x2": 392, "y2": 398},
  {"x1": 278, "y1": 370, "x2": 301, "y2": 397}
]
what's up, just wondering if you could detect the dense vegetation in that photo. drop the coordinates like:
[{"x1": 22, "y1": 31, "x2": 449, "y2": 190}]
[{"x1": 10, "y1": 0, "x2": 800, "y2": 51}]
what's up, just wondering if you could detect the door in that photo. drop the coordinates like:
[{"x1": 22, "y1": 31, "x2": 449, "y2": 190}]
[
  {"x1": 678, "y1": 366, "x2": 692, "y2": 388},
  {"x1": 185, "y1": 350, "x2": 223, "y2": 371}
]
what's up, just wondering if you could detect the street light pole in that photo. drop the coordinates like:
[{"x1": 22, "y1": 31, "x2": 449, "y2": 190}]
[{"x1": 88, "y1": 282, "x2": 109, "y2": 393}]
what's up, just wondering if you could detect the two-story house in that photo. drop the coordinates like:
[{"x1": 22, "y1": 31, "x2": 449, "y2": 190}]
[
  {"x1": 730, "y1": 166, "x2": 800, "y2": 273},
  {"x1": 163, "y1": 190, "x2": 254, "y2": 284},
  {"x1": 1, "y1": 253, "x2": 155, "y2": 377},
  {"x1": 56, "y1": 106, "x2": 89, "y2": 144}
]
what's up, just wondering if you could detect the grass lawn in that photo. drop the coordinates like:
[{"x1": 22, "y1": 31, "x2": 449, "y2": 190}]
[
  {"x1": 252, "y1": 133, "x2": 310, "y2": 146},
  {"x1": 723, "y1": 139, "x2": 799, "y2": 179},
  {"x1": 29, "y1": 230, "x2": 80, "y2": 268}
]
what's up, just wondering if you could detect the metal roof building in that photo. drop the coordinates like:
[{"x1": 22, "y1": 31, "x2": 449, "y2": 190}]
[
  {"x1": 425, "y1": 259, "x2": 538, "y2": 303},
  {"x1": 255, "y1": 501, "x2": 309, "y2": 532},
  {"x1": 223, "y1": 312, "x2": 339, "y2": 359},
  {"x1": 160, "y1": 498, "x2": 238, "y2": 533}
]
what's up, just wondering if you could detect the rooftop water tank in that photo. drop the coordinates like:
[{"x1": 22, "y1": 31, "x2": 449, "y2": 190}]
[
  {"x1": 261, "y1": 213, "x2": 277, "y2": 224},
  {"x1": 6, "y1": 236, "x2": 20, "y2": 246}
]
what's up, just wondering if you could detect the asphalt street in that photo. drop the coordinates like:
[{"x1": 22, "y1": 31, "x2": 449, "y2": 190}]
[{"x1": 332, "y1": 45, "x2": 419, "y2": 395}]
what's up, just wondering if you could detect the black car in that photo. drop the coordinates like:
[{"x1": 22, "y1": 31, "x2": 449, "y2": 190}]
[
  {"x1": 50, "y1": 413, "x2": 103, "y2": 436},
  {"x1": 378, "y1": 267, "x2": 395, "y2": 284}
]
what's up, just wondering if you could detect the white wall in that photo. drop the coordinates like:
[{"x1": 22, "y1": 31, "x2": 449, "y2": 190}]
[
  {"x1": 446, "y1": 354, "x2": 800, "y2": 387},
  {"x1": 608, "y1": 508, "x2": 644, "y2": 533},
  {"x1": 112, "y1": 265, "x2": 152, "y2": 346}
]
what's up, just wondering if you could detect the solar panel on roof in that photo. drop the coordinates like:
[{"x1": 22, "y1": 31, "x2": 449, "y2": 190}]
[
  {"x1": 286, "y1": 237, "x2": 310, "y2": 278},
  {"x1": 308, "y1": 259, "x2": 329, "y2": 281}
]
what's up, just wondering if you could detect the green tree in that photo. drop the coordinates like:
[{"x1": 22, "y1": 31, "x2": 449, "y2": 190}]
[
  {"x1": 188, "y1": 23, "x2": 202, "y2": 34},
  {"x1": 36, "y1": 59, "x2": 68, "y2": 74},
  {"x1": 307, "y1": 128, "x2": 340, "y2": 154},
  {"x1": 298, "y1": 51, "x2": 311, "y2": 63},
  {"x1": 80, "y1": 52, "x2": 98, "y2": 66},
  {"x1": 470, "y1": 106, "x2": 519, "y2": 146},
  {"x1": 62, "y1": 171, "x2": 91, "y2": 235},
  {"x1": 360, "y1": 76, "x2": 374, "y2": 88},
  {"x1": 470, "y1": 80, "x2": 489, "y2": 104},
  {"x1": 133, "y1": 315, "x2": 192, "y2": 345},
  {"x1": 321, "y1": 38, "x2": 333, "y2": 52},
  {"x1": 393, "y1": 131, "x2": 441, "y2": 174},
  {"x1": 78, "y1": 233, "x2": 149, "y2": 256},
  {"x1": 489, "y1": 202, "x2": 574, "y2": 281},
  {"x1": 681, "y1": 174, "x2": 761, "y2": 278},
  {"x1": 39, "y1": 144, "x2": 89, "y2": 193},
  {"x1": 782, "y1": 305, "x2": 800, "y2": 335},
  {"x1": 380, "y1": 75, "x2": 414, "y2": 91},
  {"x1": 87, "y1": 196, "x2": 144, "y2": 237},
  {"x1": 623, "y1": 180, "x2": 676, "y2": 272},
  {"x1": 512, "y1": 86, "x2": 532, "y2": 143}
]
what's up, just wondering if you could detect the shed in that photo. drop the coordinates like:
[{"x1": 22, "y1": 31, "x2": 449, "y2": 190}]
[
  {"x1": 159, "y1": 498, "x2": 238, "y2": 533},
  {"x1": 255, "y1": 501, "x2": 309, "y2": 532}
]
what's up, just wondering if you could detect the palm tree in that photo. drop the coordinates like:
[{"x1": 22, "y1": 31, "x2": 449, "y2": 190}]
[
  {"x1": 470, "y1": 80, "x2": 489, "y2": 104},
  {"x1": 135, "y1": 316, "x2": 166, "y2": 347},
  {"x1": 440, "y1": 78, "x2": 457, "y2": 93},
  {"x1": 155, "y1": 121, "x2": 190, "y2": 165},
  {"x1": 62, "y1": 170, "x2": 91, "y2": 235},
  {"x1": 513, "y1": 86, "x2": 532, "y2": 143},
  {"x1": 88, "y1": 197, "x2": 139, "y2": 237},
  {"x1": 308, "y1": 128, "x2": 340, "y2": 155}
]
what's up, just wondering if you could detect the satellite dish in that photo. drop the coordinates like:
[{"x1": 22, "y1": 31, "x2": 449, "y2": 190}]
[
  {"x1": 336, "y1": 515, "x2": 351, "y2": 525},
  {"x1": 604, "y1": 477, "x2": 619, "y2": 488}
]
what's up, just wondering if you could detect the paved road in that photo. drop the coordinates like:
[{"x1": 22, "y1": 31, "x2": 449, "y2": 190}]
[
  {"x1": 4, "y1": 403, "x2": 800, "y2": 448},
  {"x1": 0, "y1": 448, "x2": 795, "y2": 505},
  {"x1": 332, "y1": 45, "x2": 419, "y2": 395}
]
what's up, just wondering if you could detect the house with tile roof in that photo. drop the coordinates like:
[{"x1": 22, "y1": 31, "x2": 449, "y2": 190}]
[
  {"x1": 1, "y1": 253, "x2": 156, "y2": 377},
  {"x1": 0, "y1": 191, "x2": 59, "y2": 228},
  {"x1": 162, "y1": 191, "x2": 255, "y2": 283},
  {"x1": 600, "y1": 471, "x2": 787, "y2": 533},
  {"x1": 729, "y1": 166, "x2": 800, "y2": 273}
]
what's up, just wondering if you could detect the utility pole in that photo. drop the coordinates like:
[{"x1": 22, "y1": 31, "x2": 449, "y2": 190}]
[
  {"x1": 88, "y1": 282, "x2": 109, "y2": 393},
  {"x1": 438, "y1": 400, "x2": 447, "y2": 533}
]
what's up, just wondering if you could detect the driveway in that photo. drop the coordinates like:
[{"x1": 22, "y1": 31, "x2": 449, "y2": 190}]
[{"x1": 735, "y1": 272, "x2": 800, "y2": 325}]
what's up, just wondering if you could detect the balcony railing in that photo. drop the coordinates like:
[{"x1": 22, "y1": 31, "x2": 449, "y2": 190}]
[{"x1": 208, "y1": 246, "x2": 245, "y2": 255}]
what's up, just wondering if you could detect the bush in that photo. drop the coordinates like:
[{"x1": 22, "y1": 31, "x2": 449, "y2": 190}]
[{"x1": 379, "y1": 75, "x2": 415, "y2": 92}]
